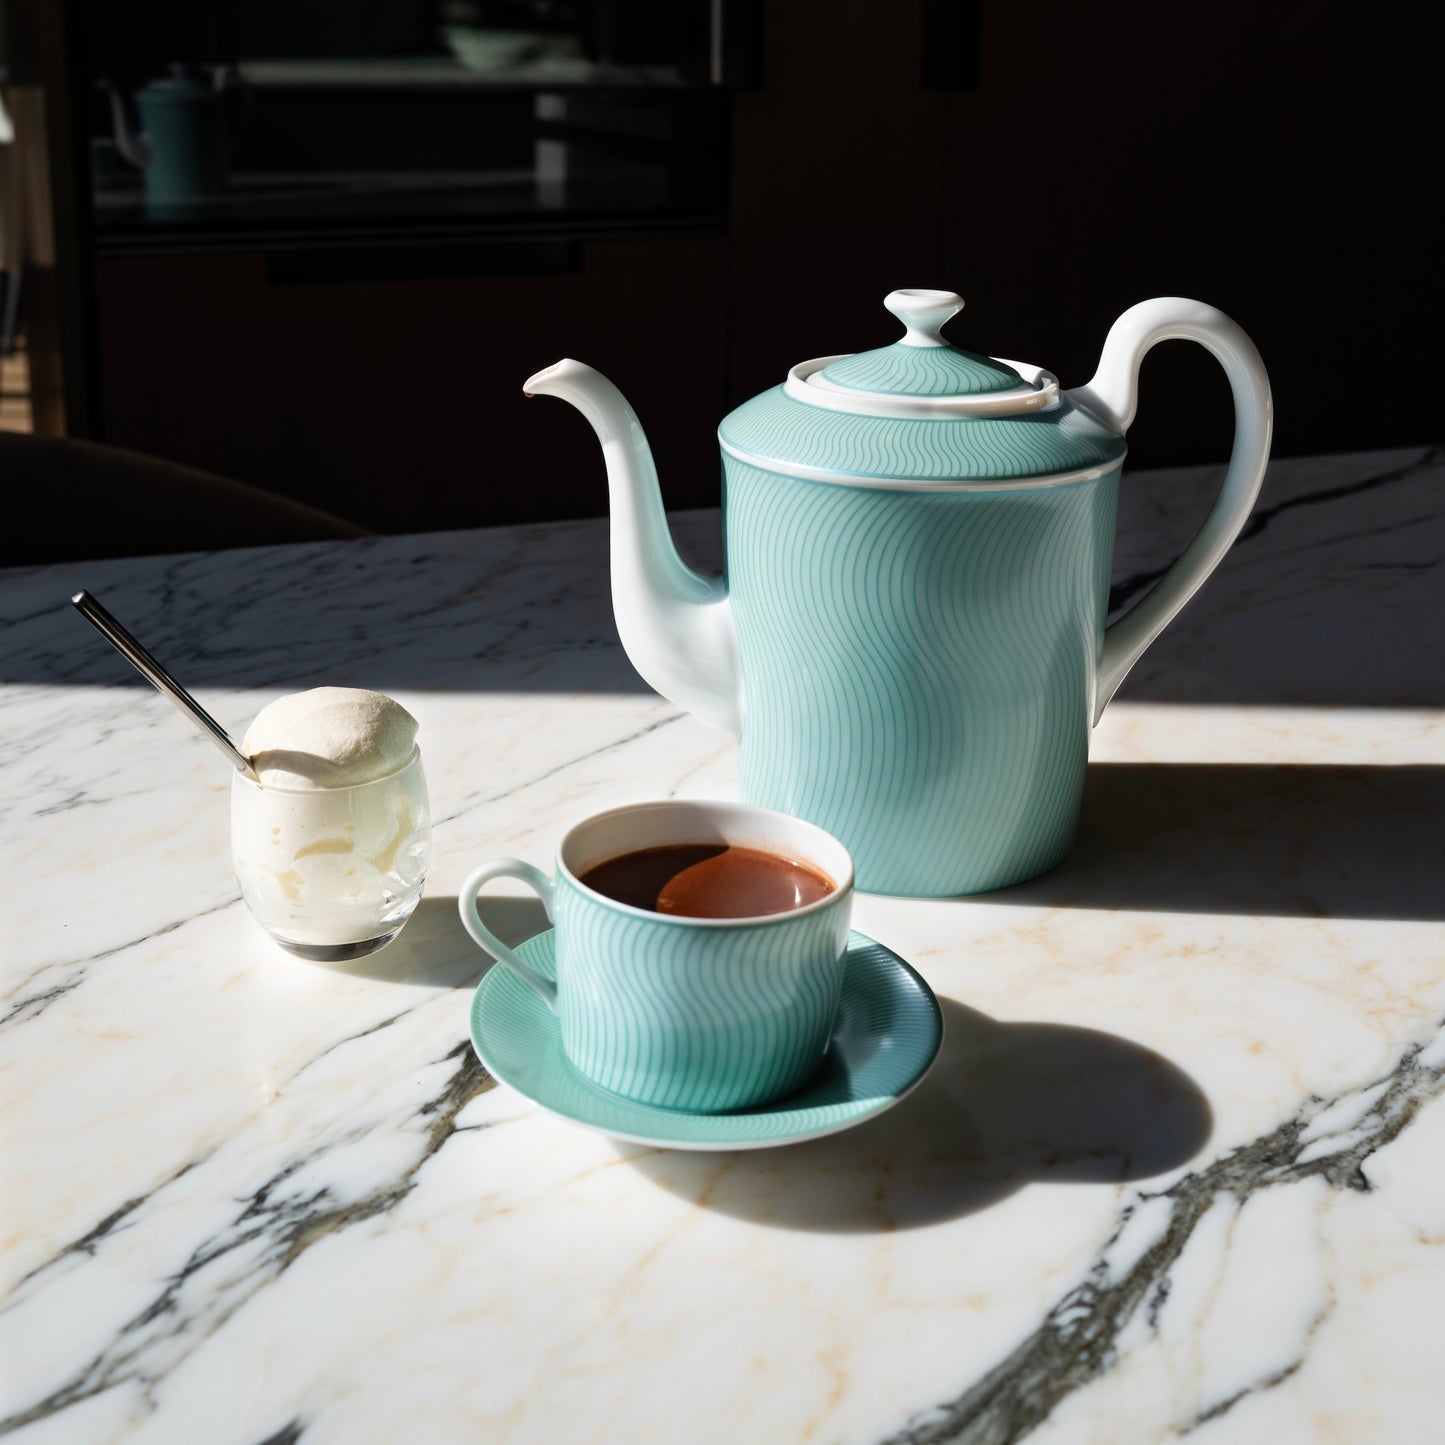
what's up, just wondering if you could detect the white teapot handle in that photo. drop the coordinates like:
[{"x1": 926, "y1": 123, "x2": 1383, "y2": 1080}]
[{"x1": 1067, "y1": 298, "x2": 1273, "y2": 723}]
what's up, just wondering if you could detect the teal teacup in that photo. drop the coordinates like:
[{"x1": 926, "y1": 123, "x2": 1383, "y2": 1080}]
[{"x1": 459, "y1": 801, "x2": 854, "y2": 1112}]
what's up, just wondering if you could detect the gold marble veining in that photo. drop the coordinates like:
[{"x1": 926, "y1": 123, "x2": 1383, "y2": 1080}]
[{"x1": 2, "y1": 449, "x2": 1443, "y2": 1444}]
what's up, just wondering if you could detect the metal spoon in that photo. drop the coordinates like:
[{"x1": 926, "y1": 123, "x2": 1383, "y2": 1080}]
[{"x1": 71, "y1": 589, "x2": 260, "y2": 782}]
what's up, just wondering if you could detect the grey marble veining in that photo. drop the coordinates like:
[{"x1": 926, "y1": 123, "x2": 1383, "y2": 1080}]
[{"x1": 2, "y1": 447, "x2": 1443, "y2": 1444}]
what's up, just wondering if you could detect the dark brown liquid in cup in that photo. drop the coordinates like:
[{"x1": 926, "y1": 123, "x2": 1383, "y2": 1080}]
[{"x1": 578, "y1": 844, "x2": 835, "y2": 919}]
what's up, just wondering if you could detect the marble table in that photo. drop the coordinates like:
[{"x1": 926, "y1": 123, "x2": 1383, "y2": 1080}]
[{"x1": 2, "y1": 446, "x2": 1442, "y2": 1445}]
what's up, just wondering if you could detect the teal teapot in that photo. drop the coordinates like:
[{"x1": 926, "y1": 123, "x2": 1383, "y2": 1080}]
[
  {"x1": 100, "y1": 64, "x2": 246, "y2": 208},
  {"x1": 525, "y1": 291, "x2": 1271, "y2": 896}
]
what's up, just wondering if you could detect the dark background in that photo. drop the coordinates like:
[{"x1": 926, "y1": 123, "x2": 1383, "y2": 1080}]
[{"x1": 4, "y1": 0, "x2": 1436, "y2": 552}]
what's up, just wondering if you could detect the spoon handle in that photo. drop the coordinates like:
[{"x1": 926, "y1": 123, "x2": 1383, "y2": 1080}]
[{"x1": 71, "y1": 590, "x2": 259, "y2": 780}]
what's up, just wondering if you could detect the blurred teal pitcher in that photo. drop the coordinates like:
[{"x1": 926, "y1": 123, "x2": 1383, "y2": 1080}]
[
  {"x1": 100, "y1": 64, "x2": 246, "y2": 209},
  {"x1": 525, "y1": 290, "x2": 1272, "y2": 896}
]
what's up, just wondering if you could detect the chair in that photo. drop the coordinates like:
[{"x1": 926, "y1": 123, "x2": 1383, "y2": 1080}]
[{"x1": 3, "y1": 432, "x2": 372, "y2": 567}]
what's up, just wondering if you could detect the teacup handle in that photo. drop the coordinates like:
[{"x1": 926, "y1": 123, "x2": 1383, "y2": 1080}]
[
  {"x1": 458, "y1": 860, "x2": 558, "y2": 1011},
  {"x1": 1067, "y1": 297, "x2": 1273, "y2": 722}
]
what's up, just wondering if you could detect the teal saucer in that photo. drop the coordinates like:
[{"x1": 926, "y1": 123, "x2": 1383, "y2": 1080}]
[{"x1": 469, "y1": 929, "x2": 943, "y2": 1150}]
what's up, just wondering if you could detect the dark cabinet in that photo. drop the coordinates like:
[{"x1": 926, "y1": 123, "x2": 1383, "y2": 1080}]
[
  {"x1": 16, "y1": 0, "x2": 1436, "y2": 551},
  {"x1": 95, "y1": 235, "x2": 729, "y2": 529}
]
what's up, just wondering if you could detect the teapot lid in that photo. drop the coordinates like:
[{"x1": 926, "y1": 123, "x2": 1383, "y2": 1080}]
[
  {"x1": 139, "y1": 64, "x2": 224, "y2": 98},
  {"x1": 719, "y1": 287, "x2": 1129, "y2": 487},
  {"x1": 818, "y1": 291, "x2": 1024, "y2": 398},
  {"x1": 782, "y1": 290, "x2": 1065, "y2": 422}
]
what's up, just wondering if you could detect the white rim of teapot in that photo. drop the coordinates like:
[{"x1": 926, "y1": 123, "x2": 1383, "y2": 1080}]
[
  {"x1": 716, "y1": 436, "x2": 1118, "y2": 493},
  {"x1": 783, "y1": 354, "x2": 1061, "y2": 419}
]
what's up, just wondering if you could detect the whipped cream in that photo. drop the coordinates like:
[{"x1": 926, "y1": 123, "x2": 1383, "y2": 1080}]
[
  {"x1": 232, "y1": 687, "x2": 429, "y2": 951},
  {"x1": 243, "y1": 687, "x2": 418, "y2": 789}
]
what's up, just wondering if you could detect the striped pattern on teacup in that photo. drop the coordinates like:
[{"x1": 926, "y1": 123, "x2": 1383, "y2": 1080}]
[{"x1": 553, "y1": 874, "x2": 850, "y2": 1113}]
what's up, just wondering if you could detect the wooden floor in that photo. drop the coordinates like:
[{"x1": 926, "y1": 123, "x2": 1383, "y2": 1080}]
[{"x1": 1, "y1": 344, "x2": 33, "y2": 432}]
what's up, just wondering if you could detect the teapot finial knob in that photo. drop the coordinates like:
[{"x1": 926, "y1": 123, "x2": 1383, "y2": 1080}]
[{"x1": 884, "y1": 289, "x2": 965, "y2": 349}]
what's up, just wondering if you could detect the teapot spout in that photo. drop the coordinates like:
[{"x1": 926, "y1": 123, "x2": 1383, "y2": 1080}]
[
  {"x1": 524, "y1": 360, "x2": 741, "y2": 736},
  {"x1": 96, "y1": 78, "x2": 151, "y2": 168}
]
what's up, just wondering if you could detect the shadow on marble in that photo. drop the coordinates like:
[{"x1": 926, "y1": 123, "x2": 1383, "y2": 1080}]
[
  {"x1": 2, "y1": 532, "x2": 658, "y2": 695},
  {"x1": 622, "y1": 999, "x2": 1211, "y2": 1233},
  {"x1": 990, "y1": 763, "x2": 1445, "y2": 921},
  {"x1": 1107, "y1": 446, "x2": 1445, "y2": 708},
  {"x1": 300, "y1": 893, "x2": 545, "y2": 988},
  {"x1": 11, "y1": 453, "x2": 1440, "y2": 708},
  {"x1": 1111, "y1": 603, "x2": 1445, "y2": 708}
]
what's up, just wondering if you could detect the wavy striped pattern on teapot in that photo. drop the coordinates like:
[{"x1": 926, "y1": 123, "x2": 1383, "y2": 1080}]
[
  {"x1": 551, "y1": 876, "x2": 851, "y2": 1112},
  {"x1": 820, "y1": 345, "x2": 1021, "y2": 396},
  {"x1": 725, "y1": 458, "x2": 1121, "y2": 896},
  {"x1": 719, "y1": 386, "x2": 1127, "y2": 482}
]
